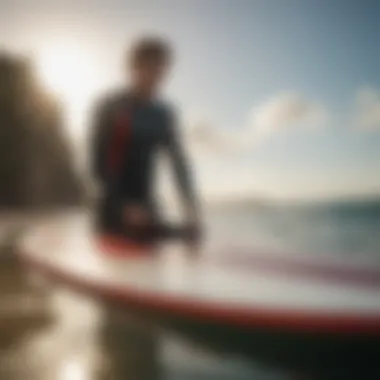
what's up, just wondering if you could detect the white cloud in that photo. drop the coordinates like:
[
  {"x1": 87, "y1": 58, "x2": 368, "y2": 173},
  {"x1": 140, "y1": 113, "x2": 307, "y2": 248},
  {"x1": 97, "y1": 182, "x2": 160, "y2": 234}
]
[
  {"x1": 186, "y1": 92, "x2": 327, "y2": 153},
  {"x1": 186, "y1": 122, "x2": 253, "y2": 153},
  {"x1": 249, "y1": 92, "x2": 327, "y2": 136},
  {"x1": 356, "y1": 87, "x2": 380, "y2": 130}
]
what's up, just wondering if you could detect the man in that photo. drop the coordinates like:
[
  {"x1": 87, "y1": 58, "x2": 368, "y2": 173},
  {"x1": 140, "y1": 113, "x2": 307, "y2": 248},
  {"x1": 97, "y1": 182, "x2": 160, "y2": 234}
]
[{"x1": 90, "y1": 37, "x2": 201, "y2": 246}]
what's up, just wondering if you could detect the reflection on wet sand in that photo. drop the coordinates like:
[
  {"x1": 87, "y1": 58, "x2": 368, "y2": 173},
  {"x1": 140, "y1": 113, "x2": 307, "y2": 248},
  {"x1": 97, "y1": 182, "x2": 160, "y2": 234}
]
[{"x1": 0, "y1": 250, "x2": 161, "y2": 380}]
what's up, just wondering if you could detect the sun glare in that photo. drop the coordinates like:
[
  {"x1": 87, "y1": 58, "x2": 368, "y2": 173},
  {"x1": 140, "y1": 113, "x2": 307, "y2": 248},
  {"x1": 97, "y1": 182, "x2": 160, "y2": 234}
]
[{"x1": 37, "y1": 46, "x2": 98, "y2": 139}]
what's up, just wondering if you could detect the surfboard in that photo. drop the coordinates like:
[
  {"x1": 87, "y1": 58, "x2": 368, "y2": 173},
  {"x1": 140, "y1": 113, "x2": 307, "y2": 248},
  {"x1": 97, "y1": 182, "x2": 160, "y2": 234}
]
[{"x1": 17, "y1": 213, "x2": 380, "y2": 376}]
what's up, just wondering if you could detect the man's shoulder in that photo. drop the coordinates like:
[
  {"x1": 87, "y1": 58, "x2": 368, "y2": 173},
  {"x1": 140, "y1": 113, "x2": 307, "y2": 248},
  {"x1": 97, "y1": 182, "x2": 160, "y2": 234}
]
[
  {"x1": 93, "y1": 88, "x2": 127, "y2": 113},
  {"x1": 152, "y1": 99, "x2": 177, "y2": 120}
]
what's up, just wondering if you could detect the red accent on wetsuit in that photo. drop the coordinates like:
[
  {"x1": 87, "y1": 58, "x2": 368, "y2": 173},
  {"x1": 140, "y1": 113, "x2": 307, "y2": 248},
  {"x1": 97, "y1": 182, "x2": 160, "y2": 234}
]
[{"x1": 107, "y1": 111, "x2": 131, "y2": 177}]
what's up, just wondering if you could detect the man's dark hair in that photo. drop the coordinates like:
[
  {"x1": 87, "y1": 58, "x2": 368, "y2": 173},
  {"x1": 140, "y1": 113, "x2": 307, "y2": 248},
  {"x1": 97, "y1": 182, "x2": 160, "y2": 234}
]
[{"x1": 130, "y1": 37, "x2": 172, "y2": 65}]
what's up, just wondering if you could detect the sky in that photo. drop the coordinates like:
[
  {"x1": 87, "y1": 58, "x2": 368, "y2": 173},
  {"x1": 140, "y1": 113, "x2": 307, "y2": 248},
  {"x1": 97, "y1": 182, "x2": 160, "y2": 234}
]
[{"x1": 0, "y1": 0, "x2": 379, "y2": 201}]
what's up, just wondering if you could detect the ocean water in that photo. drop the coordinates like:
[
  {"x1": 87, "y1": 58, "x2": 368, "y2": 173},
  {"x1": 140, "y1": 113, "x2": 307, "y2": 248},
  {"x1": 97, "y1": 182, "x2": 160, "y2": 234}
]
[{"x1": 207, "y1": 199, "x2": 380, "y2": 259}]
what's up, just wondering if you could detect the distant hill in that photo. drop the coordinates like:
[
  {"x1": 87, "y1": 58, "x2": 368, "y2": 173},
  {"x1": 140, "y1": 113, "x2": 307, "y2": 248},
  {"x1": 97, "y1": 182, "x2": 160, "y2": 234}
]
[
  {"x1": 206, "y1": 194, "x2": 272, "y2": 211},
  {"x1": 206, "y1": 194, "x2": 380, "y2": 212}
]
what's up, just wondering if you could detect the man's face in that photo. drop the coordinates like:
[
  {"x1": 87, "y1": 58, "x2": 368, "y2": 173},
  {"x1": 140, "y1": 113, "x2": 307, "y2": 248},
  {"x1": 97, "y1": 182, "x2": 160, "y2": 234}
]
[{"x1": 131, "y1": 59, "x2": 169, "y2": 95}]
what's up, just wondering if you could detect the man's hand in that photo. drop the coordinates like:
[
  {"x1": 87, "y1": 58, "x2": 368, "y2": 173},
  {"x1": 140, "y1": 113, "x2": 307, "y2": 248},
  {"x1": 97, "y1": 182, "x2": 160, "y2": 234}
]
[{"x1": 123, "y1": 203, "x2": 151, "y2": 227}]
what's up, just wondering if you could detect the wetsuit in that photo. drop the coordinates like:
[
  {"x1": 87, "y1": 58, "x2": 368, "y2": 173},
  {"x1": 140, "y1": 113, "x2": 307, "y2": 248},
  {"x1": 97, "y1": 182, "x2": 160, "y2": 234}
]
[{"x1": 91, "y1": 90, "x2": 197, "y2": 243}]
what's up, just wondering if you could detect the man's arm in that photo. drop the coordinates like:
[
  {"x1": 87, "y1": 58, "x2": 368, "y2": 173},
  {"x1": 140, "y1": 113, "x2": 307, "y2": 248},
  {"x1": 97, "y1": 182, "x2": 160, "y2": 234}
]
[
  {"x1": 89, "y1": 98, "x2": 110, "y2": 184},
  {"x1": 163, "y1": 108, "x2": 199, "y2": 222}
]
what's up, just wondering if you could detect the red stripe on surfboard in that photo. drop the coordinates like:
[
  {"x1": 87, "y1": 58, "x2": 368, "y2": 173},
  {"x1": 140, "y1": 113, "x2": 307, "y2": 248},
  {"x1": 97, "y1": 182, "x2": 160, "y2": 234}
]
[{"x1": 19, "y1": 249, "x2": 380, "y2": 335}]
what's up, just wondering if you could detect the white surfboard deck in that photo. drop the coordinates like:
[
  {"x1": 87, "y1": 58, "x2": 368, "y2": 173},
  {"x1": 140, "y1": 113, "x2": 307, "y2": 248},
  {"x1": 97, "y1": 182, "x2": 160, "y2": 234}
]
[{"x1": 18, "y1": 213, "x2": 380, "y2": 330}]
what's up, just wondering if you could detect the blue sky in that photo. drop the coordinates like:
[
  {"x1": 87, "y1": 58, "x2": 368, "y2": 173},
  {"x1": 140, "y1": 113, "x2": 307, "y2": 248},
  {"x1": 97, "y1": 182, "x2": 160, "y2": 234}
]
[{"x1": 1, "y1": 0, "x2": 379, "y2": 200}]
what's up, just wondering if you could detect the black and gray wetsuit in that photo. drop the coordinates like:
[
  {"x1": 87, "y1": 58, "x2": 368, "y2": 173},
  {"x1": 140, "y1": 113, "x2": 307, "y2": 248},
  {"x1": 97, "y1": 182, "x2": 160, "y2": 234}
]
[{"x1": 91, "y1": 90, "x2": 197, "y2": 240}]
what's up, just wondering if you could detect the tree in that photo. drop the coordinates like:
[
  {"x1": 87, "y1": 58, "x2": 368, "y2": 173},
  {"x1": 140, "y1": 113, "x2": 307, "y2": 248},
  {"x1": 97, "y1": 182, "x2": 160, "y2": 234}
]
[{"x1": 0, "y1": 52, "x2": 84, "y2": 209}]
